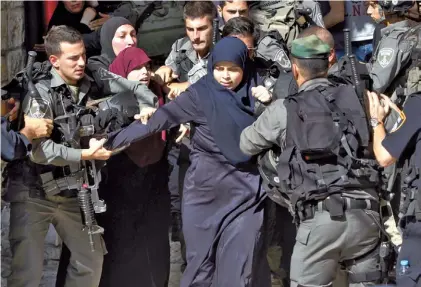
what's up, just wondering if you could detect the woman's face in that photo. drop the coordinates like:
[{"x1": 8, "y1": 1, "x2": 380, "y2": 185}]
[
  {"x1": 213, "y1": 61, "x2": 243, "y2": 90},
  {"x1": 127, "y1": 63, "x2": 151, "y2": 86},
  {"x1": 63, "y1": 0, "x2": 85, "y2": 14},
  {"x1": 112, "y1": 24, "x2": 137, "y2": 57}
]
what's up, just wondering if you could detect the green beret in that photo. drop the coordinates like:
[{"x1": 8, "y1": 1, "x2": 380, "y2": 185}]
[{"x1": 291, "y1": 35, "x2": 330, "y2": 59}]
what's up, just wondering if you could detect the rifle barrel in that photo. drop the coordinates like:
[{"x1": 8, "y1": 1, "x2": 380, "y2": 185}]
[
  {"x1": 344, "y1": 29, "x2": 351, "y2": 57},
  {"x1": 26, "y1": 51, "x2": 37, "y2": 82}
]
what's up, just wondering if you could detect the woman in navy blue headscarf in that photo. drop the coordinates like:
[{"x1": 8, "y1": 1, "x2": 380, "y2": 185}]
[{"x1": 106, "y1": 37, "x2": 271, "y2": 287}]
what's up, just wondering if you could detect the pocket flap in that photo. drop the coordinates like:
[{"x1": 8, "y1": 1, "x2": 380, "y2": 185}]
[{"x1": 295, "y1": 225, "x2": 311, "y2": 246}]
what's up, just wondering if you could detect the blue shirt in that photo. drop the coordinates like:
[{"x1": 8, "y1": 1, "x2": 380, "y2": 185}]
[{"x1": 1, "y1": 117, "x2": 31, "y2": 162}]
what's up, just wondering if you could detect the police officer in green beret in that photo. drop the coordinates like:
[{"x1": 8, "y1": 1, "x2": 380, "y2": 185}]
[{"x1": 241, "y1": 35, "x2": 383, "y2": 287}]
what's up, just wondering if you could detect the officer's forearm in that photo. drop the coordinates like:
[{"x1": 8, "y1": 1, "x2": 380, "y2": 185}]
[
  {"x1": 81, "y1": 149, "x2": 94, "y2": 160},
  {"x1": 373, "y1": 125, "x2": 396, "y2": 167},
  {"x1": 240, "y1": 124, "x2": 277, "y2": 156},
  {"x1": 30, "y1": 139, "x2": 82, "y2": 166}
]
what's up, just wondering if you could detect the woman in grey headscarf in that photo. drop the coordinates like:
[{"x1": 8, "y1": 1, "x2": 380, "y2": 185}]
[{"x1": 89, "y1": 17, "x2": 171, "y2": 287}]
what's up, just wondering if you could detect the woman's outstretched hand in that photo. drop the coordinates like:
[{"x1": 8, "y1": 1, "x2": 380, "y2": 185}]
[{"x1": 135, "y1": 107, "x2": 157, "y2": 124}]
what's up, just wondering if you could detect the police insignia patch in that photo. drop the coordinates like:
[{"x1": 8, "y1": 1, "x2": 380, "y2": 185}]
[
  {"x1": 274, "y1": 49, "x2": 291, "y2": 70},
  {"x1": 28, "y1": 98, "x2": 51, "y2": 119},
  {"x1": 378, "y1": 48, "x2": 394, "y2": 68},
  {"x1": 99, "y1": 68, "x2": 121, "y2": 80},
  {"x1": 390, "y1": 112, "x2": 406, "y2": 133}
]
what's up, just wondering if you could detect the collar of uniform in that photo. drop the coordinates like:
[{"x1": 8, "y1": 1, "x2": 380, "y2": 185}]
[
  {"x1": 381, "y1": 20, "x2": 411, "y2": 37},
  {"x1": 50, "y1": 68, "x2": 92, "y2": 104},
  {"x1": 298, "y1": 78, "x2": 331, "y2": 92},
  {"x1": 78, "y1": 75, "x2": 92, "y2": 104},
  {"x1": 50, "y1": 68, "x2": 67, "y2": 88}
]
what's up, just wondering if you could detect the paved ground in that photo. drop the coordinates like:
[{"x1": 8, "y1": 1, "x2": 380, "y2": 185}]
[
  {"x1": 1, "y1": 205, "x2": 182, "y2": 287},
  {"x1": 1, "y1": 205, "x2": 281, "y2": 287}
]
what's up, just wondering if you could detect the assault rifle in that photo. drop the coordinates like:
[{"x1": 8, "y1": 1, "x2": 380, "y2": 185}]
[
  {"x1": 343, "y1": 29, "x2": 370, "y2": 134},
  {"x1": 75, "y1": 107, "x2": 109, "y2": 252},
  {"x1": 1, "y1": 51, "x2": 38, "y2": 131},
  {"x1": 345, "y1": 30, "x2": 398, "y2": 282},
  {"x1": 79, "y1": 159, "x2": 106, "y2": 252}
]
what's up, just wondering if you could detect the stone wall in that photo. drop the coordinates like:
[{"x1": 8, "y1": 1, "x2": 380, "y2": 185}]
[{"x1": 1, "y1": 1, "x2": 25, "y2": 87}]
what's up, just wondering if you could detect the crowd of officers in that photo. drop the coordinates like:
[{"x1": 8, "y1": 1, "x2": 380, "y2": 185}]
[{"x1": 1, "y1": 0, "x2": 420, "y2": 287}]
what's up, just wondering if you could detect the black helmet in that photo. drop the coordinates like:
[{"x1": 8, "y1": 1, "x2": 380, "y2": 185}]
[{"x1": 378, "y1": 0, "x2": 415, "y2": 13}]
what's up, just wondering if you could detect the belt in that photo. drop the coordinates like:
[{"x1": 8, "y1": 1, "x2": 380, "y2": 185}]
[
  {"x1": 298, "y1": 196, "x2": 380, "y2": 221},
  {"x1": 40, "y1": 171, "x2": 84, "y2": 197}
]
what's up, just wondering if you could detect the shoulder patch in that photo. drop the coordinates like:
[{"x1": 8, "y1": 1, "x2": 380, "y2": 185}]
[
  {"x1": 27, "y1": 97, "x2": 51, "y2": 119},
  {"x1": 274, "y1": 49, "x2": 291, "y2": 70},
  {"x1": 377, "y1": 48, "x2": 395, "y2": 68},
  {"x1": 99, "y1": 68, "x2": 121, "y2": 81},
  {"x1": 390, "y1": 111, "x2": 407, "y2": 133}
]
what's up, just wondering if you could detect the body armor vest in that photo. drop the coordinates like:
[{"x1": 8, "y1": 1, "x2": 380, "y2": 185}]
[
  {"x1": 277, "y1": 83, "x2": 380, "y2": 207},
  {"x1": 174, "y1": 38, "x2": 195, "y2": 82},
  {"x1": 399, "y1": 93, "x2": 421, "y2": 221}
]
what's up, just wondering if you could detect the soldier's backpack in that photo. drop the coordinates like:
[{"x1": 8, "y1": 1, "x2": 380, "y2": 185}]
[
  {"x1": 259, "y1": 82, "x2": 380, "y2": 213},
  {"x1": 279, "y1": 83, "x2": 380, "y2": 207}
]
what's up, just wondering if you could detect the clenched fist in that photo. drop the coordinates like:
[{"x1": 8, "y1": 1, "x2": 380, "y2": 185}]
[{"x1": 251, "y1": 86, "x2": 272, "y2": 103}]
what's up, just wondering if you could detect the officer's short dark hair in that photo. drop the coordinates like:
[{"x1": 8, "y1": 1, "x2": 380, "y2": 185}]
[
  {"x1": 221, "y1": 16, "x2": 255, "y2": 39},
  {"x1": 291, "y1": 57, "x2": 329, "y2": 80},
  {"x1": 219, "y1": 1, "x2": 250, "y2": 8},
  {"x1": 45, "y1": 25, "x2": 83, "y2": 57},
  {"x1": 298, "y1": 26, "x2": 335, "y2": 50},
  {"x1": 183, "y1": 1, "x2": 217, "y2": 21}
]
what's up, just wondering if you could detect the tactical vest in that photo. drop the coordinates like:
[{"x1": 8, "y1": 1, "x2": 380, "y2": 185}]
[
  {"x1": 277, "y1": 83, "x2": 379, "y2": 208},
  {"x1": 399, "y1": 93, "x2": 421, "y2": 222},
  {"x1": 402, "y1": 24, "x2": 421, "y2": 98},
  {"x1": 3, "y1": 62, "x2": 105, "y2": 199},
  {"x1": 31, "y1": 64, "x2": 101, "y2": 195},
  {"x1": 377, "y1": 23, "x2": 421, "y2": 104},
  {"x1": 249, "y1": 0, "x2": 300, "y2": 48},
  {"x1": 174, "y1": 37, "x2": 195, "y2": 82},
  {"x1": 256, "y1": 30, "x2": 291, "y2": 71},
  {"x1": 38, "y1": 76, "x2": 98, "y2": 195}
]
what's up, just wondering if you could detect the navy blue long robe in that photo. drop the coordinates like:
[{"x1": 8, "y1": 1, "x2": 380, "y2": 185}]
[{"x1": 107, "y1": 89, "x2": 271, "y2": 287}]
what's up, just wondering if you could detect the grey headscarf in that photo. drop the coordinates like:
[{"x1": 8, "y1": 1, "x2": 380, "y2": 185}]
[{"x1": 99, "y1": 16, "x2": 133, "y2": 64}]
